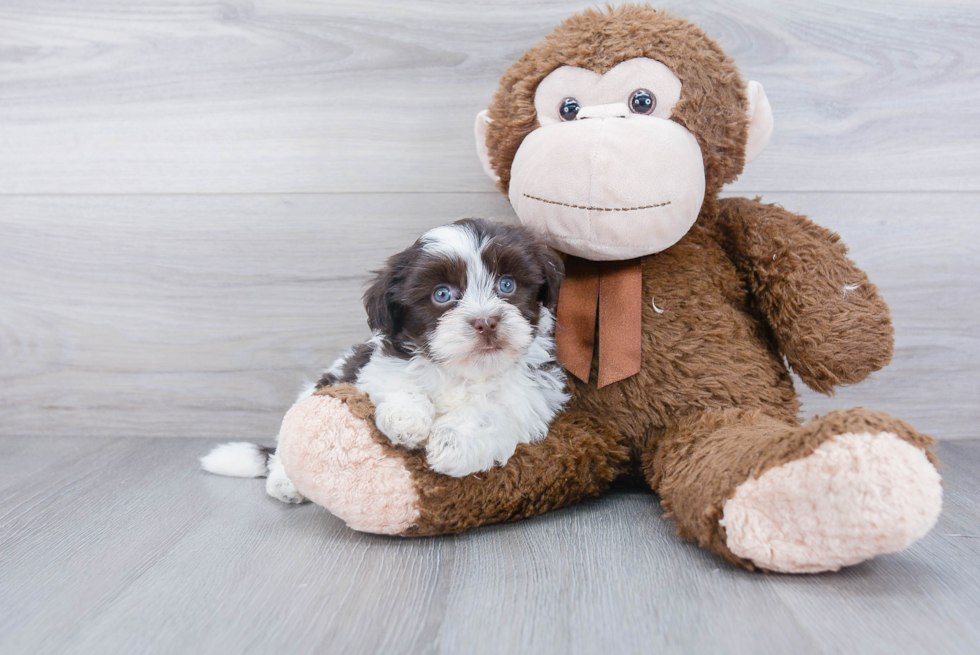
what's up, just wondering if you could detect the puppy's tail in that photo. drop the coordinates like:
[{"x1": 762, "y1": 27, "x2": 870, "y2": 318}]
[{"x1": 200, "y1": 442, "x2": 275, "y2": 478}]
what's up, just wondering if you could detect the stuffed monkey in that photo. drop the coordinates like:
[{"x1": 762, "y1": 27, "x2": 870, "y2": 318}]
[{"x1": 277, "y1": 5, "x2": 942, "y2": 573}]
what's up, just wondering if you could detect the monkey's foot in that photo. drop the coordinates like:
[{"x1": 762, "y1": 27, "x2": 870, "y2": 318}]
[
  {"x1": 720, "y1": 430, "x2": 942, "y2": 573},
  {"x1": 276, "y1": 391, "x2": 420, "y2": 535},
  {"x1": 276, "y1": 385, "x2": 631, "y2": 538}
]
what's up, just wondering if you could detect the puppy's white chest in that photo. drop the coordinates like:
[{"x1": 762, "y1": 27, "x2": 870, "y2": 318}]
[{"x1": 430, "y1": 380, "x2": 487, "y2": 418}]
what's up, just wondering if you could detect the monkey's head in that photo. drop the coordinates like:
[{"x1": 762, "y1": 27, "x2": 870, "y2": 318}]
[{"x1": 475, "y1": 5, "x2": 773, "y2": 261}]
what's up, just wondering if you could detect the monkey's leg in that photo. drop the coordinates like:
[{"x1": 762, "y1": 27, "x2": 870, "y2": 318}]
[
  {"x1": 645, "y1": 408, "x2": 942, "y2": 573},
  {"x1": 276, "y1": 385, "x2": 631, "y2": 536}
]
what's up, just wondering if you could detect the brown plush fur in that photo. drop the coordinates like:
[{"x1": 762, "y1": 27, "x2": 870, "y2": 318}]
[
  {"x1": 311, "y1": 6, "x2": 937, "y2": 568},
  {"x1": 719, "y1": 197, "x2": 895, "y2": 391}
]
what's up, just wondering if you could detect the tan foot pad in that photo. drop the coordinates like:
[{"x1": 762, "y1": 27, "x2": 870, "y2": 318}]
[
  {"x1": 277, "y1": 394, "x2": 420, "y2": 534},
  {"x1": 720, "y1": 432, "x2": 942, "y2": 573}
]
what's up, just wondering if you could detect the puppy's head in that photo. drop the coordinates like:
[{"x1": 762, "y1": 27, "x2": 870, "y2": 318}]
[{"x1": 363, "y1": 219, "x2": 563, "y2": 375}]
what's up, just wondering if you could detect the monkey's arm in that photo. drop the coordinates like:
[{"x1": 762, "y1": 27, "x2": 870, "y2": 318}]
[
  {"x1": 713, "y1": 197, "x2": 893, "y2": 394},
  {"x1": 277, "y1": 385, "x2": 632, "y2": 536}
]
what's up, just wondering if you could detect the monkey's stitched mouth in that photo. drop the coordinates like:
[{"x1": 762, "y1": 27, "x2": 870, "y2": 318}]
[{"x1": 523, "y1": 193, "x2": 671, "y2": 212}]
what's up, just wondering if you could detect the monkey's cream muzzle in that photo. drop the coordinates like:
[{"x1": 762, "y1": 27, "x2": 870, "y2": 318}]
[{"x1": 507, "y1": 115, "x2": 705, "y2": 261}]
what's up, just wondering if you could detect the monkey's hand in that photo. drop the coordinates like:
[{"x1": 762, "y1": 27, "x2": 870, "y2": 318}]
[{"x1": 713, "y1": 197, "x2": 893, "y2": 394}]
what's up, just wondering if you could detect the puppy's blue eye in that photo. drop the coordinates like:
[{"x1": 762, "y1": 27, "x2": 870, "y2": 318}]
[
  {"x1": 497, "y1": 276, "x2": 516, "y2": 294},
  {"x1": 433, "y1": 286, "x2": 453, "y2": 304}
]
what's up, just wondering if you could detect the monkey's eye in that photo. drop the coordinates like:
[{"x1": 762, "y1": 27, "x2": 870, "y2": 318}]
[
  {"x1": 432, "y1": 286, "x2": 454, "y2": 305},
  {"x1": 497, "y1": 276, "x2": 516, "y2": 295},
  {"x1": 629, "y1": 89, "x2": 656, "y2": 115},
  {"x1": 559, "y1": 97, "x2": 580, "y2": 121}
]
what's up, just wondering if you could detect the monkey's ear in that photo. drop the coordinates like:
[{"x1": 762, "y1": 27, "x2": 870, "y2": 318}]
[
  {"x1": 744, "y1": 81, "x2": 774, "y2": 163},
  {"x1": 474, "y1": 110, "x2": 501, "y2": 183}
]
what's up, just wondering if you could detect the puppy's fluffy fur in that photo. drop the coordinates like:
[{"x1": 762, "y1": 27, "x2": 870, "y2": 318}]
[{"x1": 201, "y1": 219, "x2": 568, "y2": 501}]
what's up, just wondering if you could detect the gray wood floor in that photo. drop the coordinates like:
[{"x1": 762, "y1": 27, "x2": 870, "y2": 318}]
[
  {"x1": 2, "y1": 1, "x2": 979, "y2": 653},
  {"x1": 1, "y1": 436, "x2": 978, "y2": 655}
]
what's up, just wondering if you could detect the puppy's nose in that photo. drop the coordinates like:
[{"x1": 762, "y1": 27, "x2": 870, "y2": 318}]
[{"x1": 472, "y1": 316, "x2": 499, "y2": 334}]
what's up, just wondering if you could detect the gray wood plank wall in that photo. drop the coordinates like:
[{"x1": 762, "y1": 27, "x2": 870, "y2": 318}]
[{"x1": 2, "y1": 0, "x2": 978, "y2": 440}]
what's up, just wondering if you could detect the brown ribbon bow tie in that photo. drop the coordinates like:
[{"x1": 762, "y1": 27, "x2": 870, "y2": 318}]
[{"x1": 555, "y1": 256, "x2": 643, "y2": 388}]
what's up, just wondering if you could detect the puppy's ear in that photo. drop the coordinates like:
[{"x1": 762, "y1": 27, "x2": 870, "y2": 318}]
[
  {"x1": 363, "y1": 249, "x2": 411, "y2": 338},
  {"x1": 537, "y1": 247, "x2": 565, "y2": 311}
]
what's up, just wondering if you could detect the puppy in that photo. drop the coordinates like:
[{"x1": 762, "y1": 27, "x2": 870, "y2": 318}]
[{"x1": 201, "y1": 218, "x2": 568, "y2": 502}]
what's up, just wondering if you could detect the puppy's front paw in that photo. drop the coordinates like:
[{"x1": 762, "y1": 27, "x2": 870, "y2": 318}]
[
  {"x1": 374, "y1": 392, "x2": 435, "y2": 449},
  {"x1": 425, "y1": 419, "x2": 498, "y2": 478}
]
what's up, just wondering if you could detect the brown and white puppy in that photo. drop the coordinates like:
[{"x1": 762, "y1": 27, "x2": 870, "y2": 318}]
[{"x1": 202, "y1": 219, "x2": 568, "y2": 497}]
